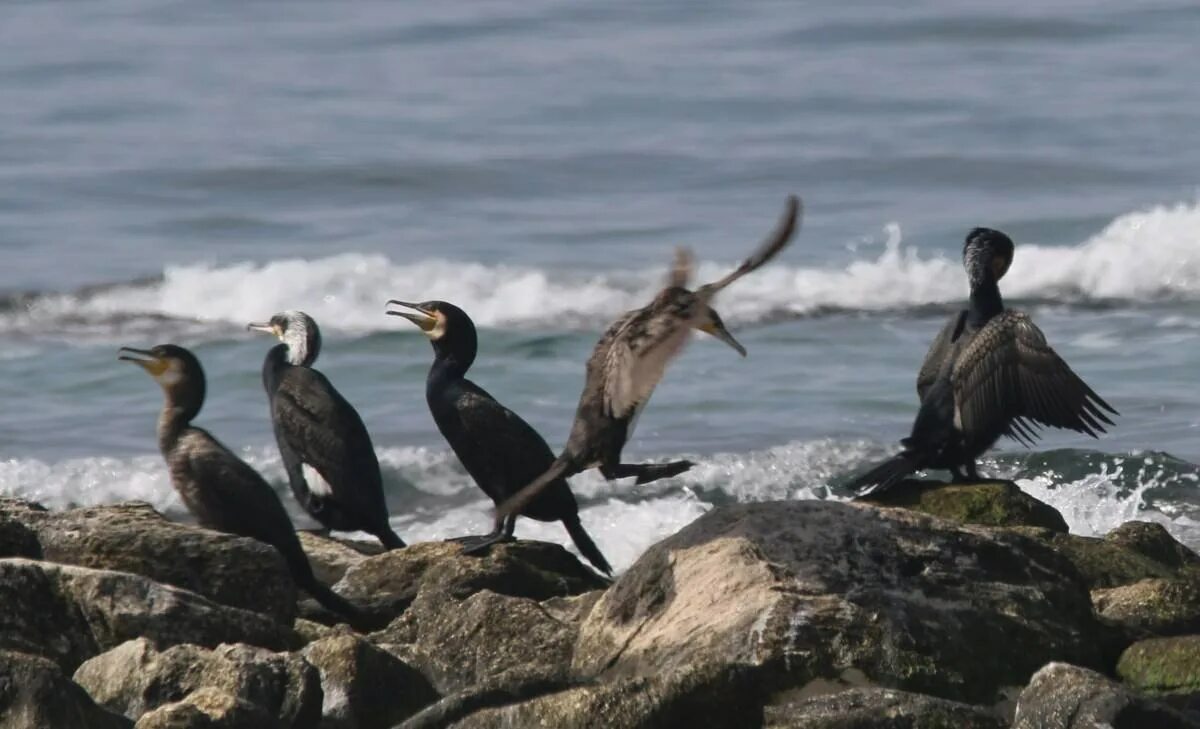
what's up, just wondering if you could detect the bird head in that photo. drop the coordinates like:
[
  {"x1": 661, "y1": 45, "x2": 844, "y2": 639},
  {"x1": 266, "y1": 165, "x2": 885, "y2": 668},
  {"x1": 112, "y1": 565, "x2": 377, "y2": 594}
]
[
  {"x1": 118, "y1": 344, "x2": 206, "y2": 415},
  {"x1": 963, "y1": 228, "x2": 1015, "y2": 287},
  {"x1": 247, "y1": 310, "x2": 321, "y2": 366},
  {"x1": 386, "y1": 300, "x2": 478, "y2": 368}
]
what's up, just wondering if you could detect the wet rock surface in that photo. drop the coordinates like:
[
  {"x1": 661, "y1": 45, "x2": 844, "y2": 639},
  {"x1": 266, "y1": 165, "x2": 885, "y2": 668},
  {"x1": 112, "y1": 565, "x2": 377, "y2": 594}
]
[
  {"x1": 861, "y1": 479, "x2": 1069, "y2": 532},
  {"x1": 1013, "y1": 662, "x2": 1200, "y2": 729}
]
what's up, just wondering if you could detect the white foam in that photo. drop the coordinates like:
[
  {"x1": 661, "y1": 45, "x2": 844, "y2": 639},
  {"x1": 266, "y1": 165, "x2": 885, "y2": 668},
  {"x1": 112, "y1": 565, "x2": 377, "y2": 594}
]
[
  {"x1": 4, "y1": 441, "x2": 1197, "y2": 575},
  {"x1": 5, "y1": 199, "x2": 1199, "y2": 339}
]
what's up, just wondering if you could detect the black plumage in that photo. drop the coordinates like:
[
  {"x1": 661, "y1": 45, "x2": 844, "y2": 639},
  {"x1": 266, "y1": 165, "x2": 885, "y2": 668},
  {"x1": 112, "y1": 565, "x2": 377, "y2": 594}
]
[
  {"x1": 387, "y1": 300, "x2": 611, "y2": 575},
  {"x1": 498, "y1": 194, "x2": 802, "y2": 519},
  {"x1": 850, "y1": 228, "x2": 1118, "y2": 495},
  {"x1": 249, "y1": 311, "x2": 404, "y2": 550},
  {"x1": 118, "y1": 344, "x2": 366, "y2": 626}
]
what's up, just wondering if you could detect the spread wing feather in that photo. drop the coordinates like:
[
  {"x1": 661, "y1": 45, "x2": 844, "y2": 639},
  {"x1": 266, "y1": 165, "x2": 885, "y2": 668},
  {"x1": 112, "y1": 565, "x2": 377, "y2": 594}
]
[
  {"x1": 951, "y1": 311, "x2": 1117, "y2": 445},
  {"x1": 600, "y1": 309, "x2": 691, "y2": 420},
  {"x1": 917, "y1": 310, "x2": 967, "y2": 402}
]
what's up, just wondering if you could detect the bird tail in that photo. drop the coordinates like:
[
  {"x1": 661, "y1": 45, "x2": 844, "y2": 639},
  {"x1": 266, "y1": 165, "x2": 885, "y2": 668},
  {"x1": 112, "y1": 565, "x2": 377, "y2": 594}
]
[
  {"x1": 496, "y1": 454, "x2": 578, "y2": 521},
  {"x1": 562, "y1": 514, "x2": 613, "y2": 577},
  {"x1": 297, "y1": 572, "x2": 374, "y2": 632},
  {"x1": 848, "y1": 451, "x2": 922, "y2": 497},
  {"x1": 376, "y1": 526, "x2": 406, "y2": 551}
]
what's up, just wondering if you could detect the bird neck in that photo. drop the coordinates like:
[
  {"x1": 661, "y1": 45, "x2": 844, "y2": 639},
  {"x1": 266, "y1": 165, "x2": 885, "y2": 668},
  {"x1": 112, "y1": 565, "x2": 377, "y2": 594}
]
[
  {"x1": 262, "y1": 344, "x2": 291, "y2": 393},
  {"x1": 156, "y1": 401, "x2": 196, "y2": 455},
  {"x1": 967, "y1": 275, "x2": 1004, "y2": 327},
  {"x1": 429, "y1": 350, "x2": 474, "y2": 383}
]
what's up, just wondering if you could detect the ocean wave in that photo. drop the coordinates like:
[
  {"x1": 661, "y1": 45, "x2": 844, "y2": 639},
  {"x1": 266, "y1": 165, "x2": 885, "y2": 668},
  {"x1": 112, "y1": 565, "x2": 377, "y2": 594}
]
[
  {"x1": 2, "y1": 440, "x2": 1195, "y2": 572},
  {"x1": 3, "y1": 199, "x2": 1198, "y2": 341}
]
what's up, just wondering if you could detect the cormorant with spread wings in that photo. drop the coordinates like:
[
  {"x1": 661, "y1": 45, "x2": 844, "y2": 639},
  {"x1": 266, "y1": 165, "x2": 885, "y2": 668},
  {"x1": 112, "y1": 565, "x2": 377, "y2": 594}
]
[{"x1": 850, "y1": 227, "x2": 1117, "y2": 495}]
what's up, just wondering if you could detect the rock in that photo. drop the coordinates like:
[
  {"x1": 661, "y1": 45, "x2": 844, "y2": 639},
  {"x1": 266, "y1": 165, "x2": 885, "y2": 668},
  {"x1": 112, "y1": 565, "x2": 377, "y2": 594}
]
[
  {"x1": 1117, "y1": 635, "x2": 1200, "y2": 703},
  {"x1": 301, "y1": 633, "x2": 437, "y2": 728},
  {"x1": 0, "y1": 649, "x2": 132, "y2": 729},
  {"x1": 372, "y1": 588, "x2": 596, "y2": 695},
  {"x1": 0, "y1": 516, "x2": 41, "y2": 559},
  {"x1": 1011, "y1": 527, "x2": 1181, "y2": 589},
  {"x1": 1105, "y1": 521, "x2": 1200, "y2": 570},
  {"x1": 861, "y1": 479, "x2": 1068, "y2": 532},
  {"x1": 0, "y1": 501, "x2": 296, "y2": 623},
  {"x1": 1013, "y1": 662, "x2": 1199, "y2": 729},
  {"x1": 1093, "y1": 578, "x2": 1200, "y2": 637},
  {"x1": 294, "y1": 618, "x2": 339, "y2": 645},
  {"x1": 765, "y1": 687, "x2": 1006, "y2": 728},
  {"x1": 336, "y1": 540, "x2": 606, "y2": 625},
  {"x1": 295, "y1": 532, "x2": 379, "y2": 586},
  {"x1": 413, "y1": 664, "x2": 758, "y2": 729},
  {"x1": 574, "y1": 501, "x2": 1104, "y2": 706},
  {"x1": 0, "y1": 558, "x2": 292, "y2": 671},
  {"x1": 72, "y1": 638, "x2": 320, "y2": 728},
  {"x1": 133, "y1": 687, "x2": 284, "y2": 729}
]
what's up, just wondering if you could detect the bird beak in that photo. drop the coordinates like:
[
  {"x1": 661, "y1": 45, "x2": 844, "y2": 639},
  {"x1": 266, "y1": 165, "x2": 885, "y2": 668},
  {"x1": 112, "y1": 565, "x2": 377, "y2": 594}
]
[
  {"x1": 118, "y1": 347, "x2": 168, "y2": 375},
  {"x1": 699, "y1": 321, "x2": 747, "y2": 357},
  {"x1": 385, "y1": 300, "x2": 437, "y2": 332},
  {"x1": 246, "y1": 322, "x2": 281, "y2": 338}
]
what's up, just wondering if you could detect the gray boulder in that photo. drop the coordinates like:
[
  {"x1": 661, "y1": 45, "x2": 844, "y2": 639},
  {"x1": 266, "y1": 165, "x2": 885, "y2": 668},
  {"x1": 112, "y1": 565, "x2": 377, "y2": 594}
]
[
  {"x1": 336, "y1": 540, "x2": 607, "y2": 626},
  {"x1": 73, "y1": 638, "x2": 320, "y2": 728},
  {"x1": 0, "y1": 649, "x2": 132, "y2": 729},
  {"x1": 0, "y1": 558, "x2": 292, "y2": 671},
  {"x1": 132, "y1": 687, "x2": 284, "y2": 729},
  {"x1": 1012, "y1": 662, "x2": 1198, "y2": 729},
  {"x1": 0, "y1": 500, "x2": 296, "y2": 623},
  {"x1": 574, "y1": 501, "x2": 1104, "y2": 705},
  {"x1": 372, "y1": 588, "x2": 598, "y2": 695},
  {"x1": 295, "y1": 532, "x2": 379, "y2": 586},
  {"x1": 1093, "y1": 578, "x2": 1200, "y2": 637},
  {"x1": 765, "y1": 687, "x2": 1006, "y2": 728},
  {"x1": 301, "y1": 632, "x2": 438, "y2": 728}
]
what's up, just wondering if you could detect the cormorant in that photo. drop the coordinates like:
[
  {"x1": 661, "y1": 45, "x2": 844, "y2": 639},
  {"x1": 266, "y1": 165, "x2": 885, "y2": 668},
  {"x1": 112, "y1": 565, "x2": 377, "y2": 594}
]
[
  {"x1": 247, "y1": 311, "x2": 404, "y2": 550},
  {"x1": 386, "y1": 300, "x2": 612, "y2": 575},
  {"x1": 118, "y1": 344, "x2": 367, "y2": 626},
  {"x1": 848, "y1": 228, "x2": 1118, "y2": 495},
  {"x1": 498, "y1": 194, "x2": 802, "y2": 519}
]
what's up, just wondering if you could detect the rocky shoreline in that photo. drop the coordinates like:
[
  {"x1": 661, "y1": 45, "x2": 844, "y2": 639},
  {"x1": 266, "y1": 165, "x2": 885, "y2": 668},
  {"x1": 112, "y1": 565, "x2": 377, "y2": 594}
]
[{"x1": 2, "y1": 480, "x2": 1199, "y2": 728}]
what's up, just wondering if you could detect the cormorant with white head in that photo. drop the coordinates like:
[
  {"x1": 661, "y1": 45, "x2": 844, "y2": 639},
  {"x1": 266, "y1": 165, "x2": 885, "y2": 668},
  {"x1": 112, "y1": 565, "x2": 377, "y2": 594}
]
[
  {"x1": 386, "y1": 300, "x2": 612, "y2": 575},
  {"x1": 498, "y1": 194, "x2": 802, "y2": 519},
  {"x1": 848, "y1": 228, "x2": 1118, "y2": 495},
  {"x1": 118, "y1": 344, "x2": 367, "y2": 626},
  {"x1": 248, "y1": 311, "x2": 404, "y2": 550}
]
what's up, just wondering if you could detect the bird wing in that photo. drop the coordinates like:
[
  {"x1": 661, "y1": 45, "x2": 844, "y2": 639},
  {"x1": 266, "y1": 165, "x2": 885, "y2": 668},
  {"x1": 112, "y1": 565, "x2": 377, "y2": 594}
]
[
  {"x1": 951, "y1": 310, "x2": 1118, "y2": 446},
  {"x1": 271, "y1": 368, "x2": 387, "y2": 518},
  {"x1": 179, "y1": 430, "x2": 300, "y2": 547},
  {"x1": 698, "y1": 194, "x2": 801, "y2": 296},
  {"x1": 600, "y1": 307, "x2": 690, "y2": 421},
  {"x1": 451, "y1": 382, "x2": 571, "y2": 507},
  {"x1": 917, "y1": 310, "x2": 967, "y2": 402}
]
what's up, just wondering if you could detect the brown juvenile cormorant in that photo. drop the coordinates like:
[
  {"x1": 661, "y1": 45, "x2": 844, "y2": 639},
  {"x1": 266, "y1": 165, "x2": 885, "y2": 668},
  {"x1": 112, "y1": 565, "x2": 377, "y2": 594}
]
[
  {"x1": 118, "y1": 343, "x2": 367, "y2": 626},
  {"x1": 247, "y1": 311, "x2": 404, "y2": 550},
  {"x1": 498, "y1": 194, "x2": 802, "y2": 519},
  {"x1": 386, "y1": 300, "x2": 612, "y2": 575},
  {"x1": 848, "y1": 228, "x2": 1118, "y2": 495}
]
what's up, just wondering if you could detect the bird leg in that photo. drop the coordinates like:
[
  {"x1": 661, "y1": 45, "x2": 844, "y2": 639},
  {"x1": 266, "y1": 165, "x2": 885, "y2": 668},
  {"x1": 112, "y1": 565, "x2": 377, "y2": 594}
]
[
  {"x1": 601, "y1": 460, "x2": 694, "y2": 485},
  {"x1": 454, "y1": 514, "x2": 518, "y2": 554},
  {"x1": 949, "y1": 462, "x2": 982, "y2": 484}
]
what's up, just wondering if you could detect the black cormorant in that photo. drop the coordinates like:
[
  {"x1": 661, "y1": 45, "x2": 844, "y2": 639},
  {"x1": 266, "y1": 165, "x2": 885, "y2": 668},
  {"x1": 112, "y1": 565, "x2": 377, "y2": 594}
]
[
  {"x1": 248, "y1": 311, "x2": 404, "y2": 550},
  {"x1": 498, "y1": 194, "x2": 802, "y2": 519},
  {"x1": 118, "y1": 344, "x2": 367, "y2": 626},
  {"x1": 386, "y1": 300, "x2": 612, "y2": 575},
  {"x1": 848, "y1": 228, "x2": 1118, "y2": 495}
]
